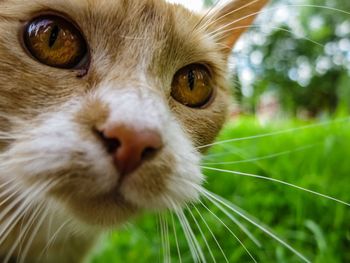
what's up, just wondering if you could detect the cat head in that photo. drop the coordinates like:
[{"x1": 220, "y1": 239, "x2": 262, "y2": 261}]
[{"x1": 0, "y1": 0, "x2": 267, "y2": 226}]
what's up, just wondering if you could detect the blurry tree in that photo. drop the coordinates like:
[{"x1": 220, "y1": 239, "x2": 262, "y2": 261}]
[
  {"x1": 205, "y1": 0, "x2": 350, "y2": 116},
  {"x1": 252, "y1": 0, "x2": 350, "y2": 116}
]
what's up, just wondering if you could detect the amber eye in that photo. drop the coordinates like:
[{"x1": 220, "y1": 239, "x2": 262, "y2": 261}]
[
  {"x1": 171, "y1": 64, "x2": 214, "y2": 108},
  {"x1": 23, "y1": 15, "x2": 87, "y2": 69}
]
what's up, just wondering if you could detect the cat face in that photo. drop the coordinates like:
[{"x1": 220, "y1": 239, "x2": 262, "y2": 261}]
[{"x1": 0, "y1": 0, "x2": 266, "y2": 226}]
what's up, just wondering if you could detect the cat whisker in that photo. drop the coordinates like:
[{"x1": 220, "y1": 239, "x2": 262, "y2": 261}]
[
  {"x1": 200, "y1": 189, "x2": 311, "y2": 263},
  {"x1": 206, "y1": 198, "x2": 261, "y2": 248},
  {"x1": 203, "y1": 146, "x2": 242, "y2": 160},
  {"x1": 210, "y1": 25, "x2": 324, "y2": 47},
  {"x1": 159, "y1": 214, "x2": 168, "y2": 263},
  {"x1": 161, "y1": 213, "x2": 171, "y2": 263},
  {"x1": 201, "y1": 166, "x2": 350, "y2": 207},
  {"x1": 0, "y1": 156, "x2": 45, "y2": 168},
  {"x1": 0, "y1": 184, "x2": 23, "y2": 207},
  {"x1": 170, "y1": 213, "x2": 182, "y2": 263},
  {"x1": 197, "y1": 117, "x2": 350, "y2": 149},
  {"x1": 208, "y1": 4, "x2": 350, "y2": 39},
  {"x1": 156, "y1": 214, "x2": 161, "y2": 261},
  {"x1": 175, "y1": 208, "x2": 205, "y2": 263},
  {"x1": 0, "y1": 180, "x2": 57, "y2": 248},
  {"x1": 0, "y1": 183, "x2": 41, "y2": 225},
  {"x1": 0, "y1": 178, "x2": 17, "y2": 190},
  {"x1": 285, "y1": 4, "x2": 350, "y2": 15},
  {"x1": 207, "y1": 4, "x2": 277, "y2": 37},
  {"x1": 192, "y1": 205, "x2": 229, "y2": 263},
  {"x1": 4, "y1": 202, "x2": 45, "y2": 263},
  {"x1": 198, "y1": 199, "x2": 258, "y2": 263},
  {"x1": 193, "y1": 0, "x2": 225, "y2": 32},
  {"x1": 0, "y1": 135, "x2": 17, "y2": 141},
  {"x1": 199, "y1": 0, "x2": 262, "y2": 33},
  {"x1": 0, "y1": 185, "x2": 42, "y2": 248},
  {"x1": 166, "y1": 214, "x2": 171, "y2": 263},
  {"x1": 12, "y1": 197, "x2": 40, "y2": 256},
  {"x1": 175, "y1": 176, "x2": 262, "y2": 248},
  {"x1": 203, "y1": 144, "x2": 318, "y2": 165},
  {"x1": 45, "y1": 211, "x2": 55, "y2": 251},
  {"x1": 185, "y1": 204, "x2": 217, "y2": 263},
  {"x1": 39, "y1": 218, "x2": 72, "y2": 260},
  {"x1": 57, "y1": 221, "x2": 78, "y2": 259},
  {"x1": 0, "y1": 154, "x2": 76, "y2": 177},
  {"x1": 18, "y1": 204, "x2": 49, "y2": 263},
  {"x1": 173, "y1": 210, "x2": 198, "y2": 262}
]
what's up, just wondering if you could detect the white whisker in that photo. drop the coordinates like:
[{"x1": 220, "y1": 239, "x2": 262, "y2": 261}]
[
  {"x1": 186, "y1": 204, "x2": 216, "y2": 263},
  {"x1": 170, "y1": 213, "x2": 182, "y2": 263},
  {"x1": 40, "y1": 219, "x2": 72, "y2": 260},
  {"x1": 207, "y1": 198, "x2": 261, "y2": 247},
  {"x1": 192, "y1": 205, "x2": 229, "y2": 263},
  {"x1": 201, "y1": 166, "x2": 350, "y2": 207},
  {"x1": 209, "y1": 4, "x2": 350, "y2": 38},
  {"x1": 0, "y1": 181, "x2": 55, "y2": 247},
  {"x1": 199, "y1": 199, "x2": 258, "y2": 263},
  {"x1": 175, "y1": 209, "x2": 204, "y2": 262},
  {"x1": 198, "y1": 0, "x2": 261, "y2": 33},
  {"x1": 0, "y1": 178, "x2": 16, "y2": 190},
  {"x1": 198, "y1": 117, "x2": 350, "y2": 149},
  {"x1": 0, "y1": 185, "x2": 42, "y2": 245},
  {"x1": 159, "y1": 214, "x2": 168, "y2": 263},
  {"x1": 0, "y1": 184, "x2": 22, "y2": 207},
  {"x1": 210, "y1": 24, "x2": 324, "y2": 47},
  {"x1": 19, "y1": 204, "x2": 49, "y2": 263},
  {"x1": 4, "y1": 202, "x2": 44, "y2": 263},
  {"x1": 204, "y1": 144, "x2": 317, "y2": 165},
  {"x1": 201, "y1": 189, "x2": 311, "y2": 263},
  {"x1": 193, "y1": 0, "x2": 224, "y2": 31},
  {"x1": 164, "y1": 214, "x2": 171, "y2": 263}
]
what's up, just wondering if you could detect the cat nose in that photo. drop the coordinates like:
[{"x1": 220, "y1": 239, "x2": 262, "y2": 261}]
[{"x1": 97, "y1": 124, "x2": 163, "y2": 176}]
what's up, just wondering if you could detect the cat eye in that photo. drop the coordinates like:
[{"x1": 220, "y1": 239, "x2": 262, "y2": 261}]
[
  {"x1": 171, "y1": 64, "x2": 214, "y2": 108},
  {"x1": 23, "y1": 15, "x2": 88, "y2": 69}
]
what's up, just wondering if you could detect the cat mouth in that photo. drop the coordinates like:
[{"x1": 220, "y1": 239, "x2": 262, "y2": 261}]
[
  {"x1": 66, "y1": 189, "x2": 139, "y2": 226},
  {"x1": 87, "y1": 158, "x2": 170, "y2": 214}
]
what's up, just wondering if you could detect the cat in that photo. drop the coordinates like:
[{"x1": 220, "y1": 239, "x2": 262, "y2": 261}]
[{"x1": 0, "y1": 0, "x2": 268, "y2": 262}]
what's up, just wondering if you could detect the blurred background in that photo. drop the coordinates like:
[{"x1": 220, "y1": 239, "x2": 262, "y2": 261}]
[{"x1": 90, "y1": 0, "x2": 350, "y2": 262}]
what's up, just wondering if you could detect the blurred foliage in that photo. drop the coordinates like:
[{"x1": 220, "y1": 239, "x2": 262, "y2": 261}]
[
  {"x1": 90, "y1": 117, "x2": 350, "y2": 262},
  {"x1": 206, "y1": 0, "x2": 350, "y2": 116},
  {"x1": 250, "y1": 0, "x2": 350, "y2": 115}
]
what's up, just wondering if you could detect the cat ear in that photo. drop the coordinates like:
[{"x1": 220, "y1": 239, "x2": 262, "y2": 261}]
[{"x1": 202, "y1": 0, "x2": 268, "y2": 53}]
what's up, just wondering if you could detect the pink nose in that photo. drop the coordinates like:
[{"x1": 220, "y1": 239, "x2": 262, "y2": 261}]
[{"x1": 97, "y1": 124, "x2": 163, "y2": 176}]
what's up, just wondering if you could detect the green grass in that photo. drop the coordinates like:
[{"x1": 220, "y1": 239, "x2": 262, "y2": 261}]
[{"x1": 89, "y1": 116, "x2": 350, "y2": 263}]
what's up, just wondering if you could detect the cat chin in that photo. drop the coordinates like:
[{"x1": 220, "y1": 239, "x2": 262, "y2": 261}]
[
  {"x1": 60, "y1": 193, "x2": 139, "y2": 227},
  {"x1": 118, "y1": 148, "x2": 204, "y2": 209},
  {"x1": 54, "y1": 159, "x2": 203, "y2": 227},
  {"x1": 58, "y1": 173, "x2": 203, "y2": 227},
  {"x1": 47, "y1": 148, "x2": 203, "y2": 227},
  {"x1": 119, "y1": 170, "x2": 203, "y2": 211}
]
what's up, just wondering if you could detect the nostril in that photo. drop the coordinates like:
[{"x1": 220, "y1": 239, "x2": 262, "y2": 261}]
[
  {"x1": 94, "y1": 129, "x2": 121, "y2": 153},
  {"x1": 141, "y1": 146, "x2": 159, "y2": 161},
  {"x1": 94, "y1": 124, "x2": 163, "y2": 176},
  {"x1": 104, "y1": 137, "x2": 121, "y2": 153}
]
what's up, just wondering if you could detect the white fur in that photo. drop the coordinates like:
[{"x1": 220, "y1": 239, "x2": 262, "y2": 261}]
[{"x1": 97, "y1": 83, "x2": 204, "y2": 208}]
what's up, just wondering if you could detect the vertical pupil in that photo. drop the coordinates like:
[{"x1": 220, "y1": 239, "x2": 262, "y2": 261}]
[
  {"x1": 188, "y1": 70, "x2": 195, "y2": 90},
  {"x1": 49, "y1": 25, "x2": 60, "y2": 48}
]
